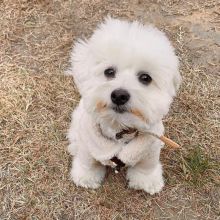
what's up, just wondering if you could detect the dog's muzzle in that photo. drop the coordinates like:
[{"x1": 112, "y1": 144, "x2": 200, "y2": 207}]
[{"x1": 112, "y1": 105, "x2": 127, "y2": 113}]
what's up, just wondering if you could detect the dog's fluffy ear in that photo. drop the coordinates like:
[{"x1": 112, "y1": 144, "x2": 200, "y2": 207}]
[{"x1": 66, "y1": 39, "x2": 92, "y2": 95}]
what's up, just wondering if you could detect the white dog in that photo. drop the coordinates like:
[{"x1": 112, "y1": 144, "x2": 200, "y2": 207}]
[{"x1": 67, "y1": 17, "x2": 181, "y2": 195}]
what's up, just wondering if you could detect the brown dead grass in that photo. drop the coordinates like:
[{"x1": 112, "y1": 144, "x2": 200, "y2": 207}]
[{"x1": 0, "y1": 0, "x2": 219, "y2": 219}]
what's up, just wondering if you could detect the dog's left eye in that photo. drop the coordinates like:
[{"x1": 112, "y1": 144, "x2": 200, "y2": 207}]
[
  {"x1": 138, "y1": 72, "x2": 152, "y2": 85},
  {"x1": 104, "y1": 67, "x2": 116, "y2": 78}
]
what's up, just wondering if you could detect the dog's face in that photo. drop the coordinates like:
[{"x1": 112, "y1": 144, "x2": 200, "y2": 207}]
[{"x1": 69, "y1": 18, "x2": 181, "y2": 130}]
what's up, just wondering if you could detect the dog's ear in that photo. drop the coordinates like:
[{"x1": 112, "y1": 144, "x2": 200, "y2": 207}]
[{"x1": 66, "y1": 39, "x2": 92, "y2": 95}]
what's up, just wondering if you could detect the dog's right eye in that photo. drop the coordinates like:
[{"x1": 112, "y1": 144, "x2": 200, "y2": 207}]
[{"x1": 104, "y1": 67, "x2": 116, "y2": 78}]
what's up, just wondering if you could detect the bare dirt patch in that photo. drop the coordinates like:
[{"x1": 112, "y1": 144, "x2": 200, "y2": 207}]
[{"x1": 0, "y1": 0, "x2": 219, "y2": 219}]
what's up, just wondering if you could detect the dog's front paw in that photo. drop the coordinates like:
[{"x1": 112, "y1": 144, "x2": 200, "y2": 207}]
[
  {"x1": 127, "y1": 164, "x2": 164, "y2": 195},
  {"x1": 70, "y1": 159, "x2": 105, "y2": 189}
]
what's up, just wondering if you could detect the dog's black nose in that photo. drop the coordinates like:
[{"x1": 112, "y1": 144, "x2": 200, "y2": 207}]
[{"x1": 111, "y1": 89, "x2": 130, "y2": 105}]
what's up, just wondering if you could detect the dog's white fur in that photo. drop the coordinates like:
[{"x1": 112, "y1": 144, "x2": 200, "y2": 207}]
[{"x1": 67, "y1": 18, "x2": 181, "y2": 194}]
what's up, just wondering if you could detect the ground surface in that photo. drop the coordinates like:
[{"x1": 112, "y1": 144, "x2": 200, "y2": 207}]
[{"x1": 0, "y1": 0, "x2": 220, "y2": 219}]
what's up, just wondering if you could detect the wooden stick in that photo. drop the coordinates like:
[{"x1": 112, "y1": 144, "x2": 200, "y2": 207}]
[
  {"x1": 160, "y1": 135, "x2": 180, "y2": 149},
  {"x1": 145, "y1": 131, "x2": 180, "y2": 149}
]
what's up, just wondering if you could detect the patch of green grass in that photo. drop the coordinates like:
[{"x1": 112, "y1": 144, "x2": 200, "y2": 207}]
[{"x1": 181, "y1": 147, "x2": 215, "y2": 186}]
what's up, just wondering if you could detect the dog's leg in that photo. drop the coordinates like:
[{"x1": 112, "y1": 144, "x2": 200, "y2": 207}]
[
  {"x1": 126, "y1": 149, "x2": 164, "y2": 195},
  {"x1": 70, "y1": 151, "x2": 106, "y2": 189},
  {"x1": 67, "y1": 120, "x2": 78, "y2": 156}
]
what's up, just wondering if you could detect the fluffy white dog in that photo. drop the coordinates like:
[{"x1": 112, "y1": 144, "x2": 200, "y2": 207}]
[{"x1": 67, "y1": 17, "x2": 181, "y2": 195}]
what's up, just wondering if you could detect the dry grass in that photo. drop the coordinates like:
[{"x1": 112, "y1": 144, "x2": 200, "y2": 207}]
[{"x1": 0, "y1": 0, "x2": 219, "y2": 219}]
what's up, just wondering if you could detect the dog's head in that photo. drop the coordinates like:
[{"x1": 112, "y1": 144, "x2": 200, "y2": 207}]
[{"x1": 69, "y1": 18, "x2": 181, "y2": 130}]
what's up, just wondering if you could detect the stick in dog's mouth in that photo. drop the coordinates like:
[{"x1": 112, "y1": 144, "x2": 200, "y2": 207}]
[
  {"x1": 96, "y1": 104, "x2": 180, "y2": 149},
  {"x1": 96, "y1": 102, "x2": 145, "y2": 121}
]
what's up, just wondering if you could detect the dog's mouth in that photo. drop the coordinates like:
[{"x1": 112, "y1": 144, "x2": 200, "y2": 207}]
[
  {"x1": 112, "y1": 105, "x2": 127, "y2": 114},
  {"x1": 96, "y1": 102, "x2": 145, "y2": 121},
  {"x1": 112, "y1": 106, "x2": 146, "y2": 121}
]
